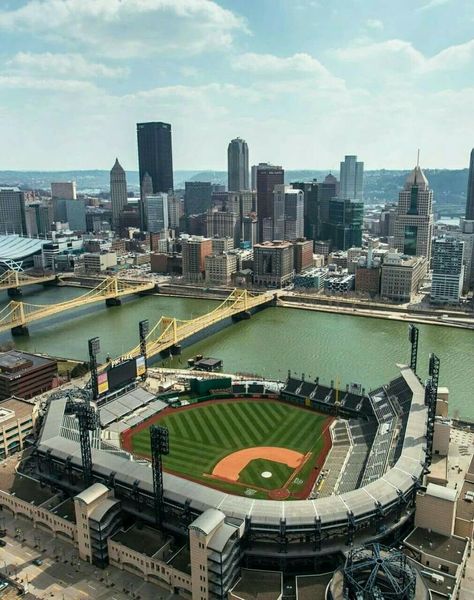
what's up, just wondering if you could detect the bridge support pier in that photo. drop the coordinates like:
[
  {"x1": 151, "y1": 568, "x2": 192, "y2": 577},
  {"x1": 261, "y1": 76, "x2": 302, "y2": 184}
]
[
  {"x1": 7, "y1": 287, "x2": 22, "y2": 298},
  {"x1": 11, "y1": 325, "x2": 29, "y2": 336},
  {"x1": 170, "y1": 344, "x2": 182, "y2": 356},
  {"x1": 232, "y1": 310, "x2": 251, "y2": 322},
  {"x1": 105, "y1": 297, "x2": 122, "y2": 307}
]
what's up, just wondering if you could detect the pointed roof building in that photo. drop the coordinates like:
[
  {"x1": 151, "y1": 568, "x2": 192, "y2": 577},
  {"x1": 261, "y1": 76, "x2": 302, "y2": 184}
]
[{"x1": 110, "y1": 158, "x2": 127, "y2": 230}]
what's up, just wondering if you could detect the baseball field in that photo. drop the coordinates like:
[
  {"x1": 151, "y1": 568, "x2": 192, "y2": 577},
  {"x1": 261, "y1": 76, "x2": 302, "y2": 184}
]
[{"x1": 121, "y1": 399, "x2": 333, "y2": 500}]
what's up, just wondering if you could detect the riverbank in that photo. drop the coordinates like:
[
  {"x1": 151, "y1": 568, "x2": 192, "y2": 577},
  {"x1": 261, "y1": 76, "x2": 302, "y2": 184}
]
[
  {"x1": 279, "y1": 295, "x2": 474, "y2": 329},
  {"x1": 56, "y1": 276, "x2": 474, "y2": 329}
]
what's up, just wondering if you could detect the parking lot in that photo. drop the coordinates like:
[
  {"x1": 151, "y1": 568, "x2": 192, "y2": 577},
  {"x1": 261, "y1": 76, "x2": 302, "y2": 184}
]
[{"x1": 0, "y1": 511, "x2": 177, "y2": 600}]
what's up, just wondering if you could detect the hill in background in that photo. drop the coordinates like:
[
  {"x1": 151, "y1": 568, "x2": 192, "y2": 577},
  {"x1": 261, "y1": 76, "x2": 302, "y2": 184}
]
[{"x1": 0, "y1": 168, "x2": 468, "y2": 215}]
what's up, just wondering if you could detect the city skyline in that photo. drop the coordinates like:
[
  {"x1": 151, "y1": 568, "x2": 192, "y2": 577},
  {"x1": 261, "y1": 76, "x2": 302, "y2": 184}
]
[{"x1": 1, "y1": 0, "x2": 474, "y2": 170}]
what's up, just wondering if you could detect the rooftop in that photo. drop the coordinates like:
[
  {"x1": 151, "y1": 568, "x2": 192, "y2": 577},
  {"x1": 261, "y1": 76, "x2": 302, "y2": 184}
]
[
  {"x1": 0, "y1": 350, "x2": 56, "y2": 379},
  {"x1": 425, "y1": 482, "x2": 458, "y2": 502},
  {"x1": 75, "y1": 482, "x2": 108, "y2": 505},
  {"x1": 0, "y1": 397, "x2": 34, "y2": 424},
  {"x1": 404, "y1": 527, "x2": 467, "y2": 565},
  {"x1": 190, "y1": 508, "x2": 225, "y2": 535},
  {"x1": 0, "y1": 235, "x2": 45, "y2": 261},
  {"x1": 456, "y1": 480, "x2": 474, "y2": 522},
  {"x1": 254, "y1": 240, "x2": 292, "y2": 249}
]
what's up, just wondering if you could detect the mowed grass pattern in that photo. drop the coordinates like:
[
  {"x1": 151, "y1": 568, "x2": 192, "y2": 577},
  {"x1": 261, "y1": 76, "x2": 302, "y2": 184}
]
[{"x1": 129, "y1": 400, "x2": 330, "y2": 497}]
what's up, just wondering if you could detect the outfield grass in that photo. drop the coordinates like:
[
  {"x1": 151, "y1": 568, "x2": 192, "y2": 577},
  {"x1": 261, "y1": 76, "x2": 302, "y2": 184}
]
[{"x1": 128, "y1": 399, "x2": 331, "y2": 499}]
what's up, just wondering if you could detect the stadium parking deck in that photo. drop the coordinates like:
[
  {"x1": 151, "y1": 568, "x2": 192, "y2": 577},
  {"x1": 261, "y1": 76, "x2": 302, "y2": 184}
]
[
  {"x1": 169, "y1": 546, "x2": 192, "y2": 575},
  {"x1": 229, "y1": 569, "x2": 282, "y2": 600},
  {"x1": 295, "y1": 573, "x2": 333, "y2": 600},
  {"x1": 112, "y1": 523, "x2": 169, "y2": 557},
  {"x1": 0, "y1": 457, "x2": 54, "y2": 505}
]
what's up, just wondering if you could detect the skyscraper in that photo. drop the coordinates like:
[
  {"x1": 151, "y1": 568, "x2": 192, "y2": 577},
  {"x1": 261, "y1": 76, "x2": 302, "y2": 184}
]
[
  {"x1": 339, "y1": 155, "x2": 364, "y2": 200},
  {"x1": 181, "y1": 236, "x2": 213, "y2": 282},
  {"x1": 184, "y1": 182, "x2": 212, "y2": 215},
  {"x1": 227, "y1": 138, "x2": 249, "y2": 191},
  {"x1": 393, "y1": 164, "x2": 434, "y2": 260},
  {"x1": 325, "y1": 197, "x2": 364, "y2": 250},
  {"x1": 466, "y1": 148, "x2": 474, "y2": 221},
  {"x1": 256, "y1": 163, "x2": 284, "y2": 242},
  {"x1": 206, "y1": 210, "x2": 239, "y2": 246},
  {"x1": 292, "y1": 180, "x2": 319, "y2": 240},
  {"x1": 430, "y1": 237, "x2": 464, "y2": 305},
  {"x1": 137, "y1": 122, "x2": 173, "y2": 195},
  {"x1": 110, "y1": 158, "x2": 127, "y2": 229},
  {"x1": 144, "y1": 194, "x2": 169, "y2": 233},
  {"x1": 272, "y1": 185, "x2": 304, "y2": 241},
  {"x1": 0, "y1": 187, "x2": 26, "y2": 235},
  {"x1": 51, "y1": 181, "x2": 76, "y2": 201}
]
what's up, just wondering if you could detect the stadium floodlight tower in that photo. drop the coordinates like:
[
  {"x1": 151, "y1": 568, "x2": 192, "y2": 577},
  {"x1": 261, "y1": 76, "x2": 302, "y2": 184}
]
[
  {"x1": 424, "y1": 353, "x2": 440, "y2": 468},
  {"x1": 408, "y1": 324, "x2": 419, "y2": 374},
  {"x1": 65, "y1": 396, "x2": 99, "y2": 488},
  {"x1": 150, "y1": 425, "x2": 169, "y2": 526},
  {"x1": 139, "y1": 319, "x2": 149, "y2": 377},
  {"x1": 342, "y1": 544, "x2": 417, "y2": 600},
  {"x1": 88, "y1": 337, "x2": 101, "y2": 401}
]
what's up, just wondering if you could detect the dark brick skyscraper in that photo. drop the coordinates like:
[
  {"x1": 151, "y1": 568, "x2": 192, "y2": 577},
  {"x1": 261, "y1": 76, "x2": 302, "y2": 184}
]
[
  {"x1": 256, "y1": 163, "x2": 284, "y2": 242},
  {"x1": 137, "y1": 122, "x2": 173, "y2": 194},
  {"x1": 466, "y1": 148, "x2": 474, "y2": 221}
]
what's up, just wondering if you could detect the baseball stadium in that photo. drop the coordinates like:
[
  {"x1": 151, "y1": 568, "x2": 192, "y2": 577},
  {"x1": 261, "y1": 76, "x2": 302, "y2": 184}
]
[{"x1": 27, "y1": 324, "x2": 438, "y2": 597}]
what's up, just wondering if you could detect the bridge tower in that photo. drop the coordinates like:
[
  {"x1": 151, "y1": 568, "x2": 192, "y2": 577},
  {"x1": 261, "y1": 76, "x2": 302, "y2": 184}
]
[
  {"x1": 105, "y1": 277, "x2": 122, "y2": 306},
  {"x1": 10, "y1": 301, "x2": 29, "y2": 336}
]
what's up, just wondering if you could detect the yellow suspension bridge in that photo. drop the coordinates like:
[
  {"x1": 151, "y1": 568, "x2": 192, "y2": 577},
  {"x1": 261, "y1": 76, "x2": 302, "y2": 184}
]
[
  {"x1": 0, "y1": 276, "x2": 156, "y2": 336},
  {"x1": 124, "y1": 288, "x2": 274, "y2": 363},
  {"x1": 0, "y1": 270, "x2": 57, "y2": 295}
]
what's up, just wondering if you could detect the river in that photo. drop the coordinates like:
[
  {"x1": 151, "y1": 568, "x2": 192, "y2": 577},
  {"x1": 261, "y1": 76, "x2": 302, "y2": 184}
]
[{"x1": 0, "y1": 285, "x2": 473, "y2": 419}]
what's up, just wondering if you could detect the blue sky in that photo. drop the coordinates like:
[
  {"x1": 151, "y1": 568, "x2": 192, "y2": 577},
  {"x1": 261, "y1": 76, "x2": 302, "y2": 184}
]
[{"x1": 1, "y1": 0, "x2": 473, "y2": 171}]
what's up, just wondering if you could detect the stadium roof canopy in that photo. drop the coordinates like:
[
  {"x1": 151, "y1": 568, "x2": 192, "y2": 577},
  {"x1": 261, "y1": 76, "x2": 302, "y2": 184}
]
[{"x1": 0, "y1": 235, "x2": 45, "y2": 262}]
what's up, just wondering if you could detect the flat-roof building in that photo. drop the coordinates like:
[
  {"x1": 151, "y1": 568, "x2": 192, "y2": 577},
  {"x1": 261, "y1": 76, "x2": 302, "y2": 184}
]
[
  {"x1": 0, "y1": 350, "x2": 57, "y2": 400},
  {"x1": 253, "y1": 240, "x2": 294, "y2": 287},
  {"x1": 0, "y1": 396, "x2": 37, "y2": 458},
  {"x1": 380, "y1": 251, "x2": 427, "y2": 302}
]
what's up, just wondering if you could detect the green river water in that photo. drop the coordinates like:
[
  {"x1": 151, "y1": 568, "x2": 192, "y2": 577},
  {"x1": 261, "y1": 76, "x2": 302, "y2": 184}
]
[{"x1": 0, "y1": 286, "x2": 472, "y2": 418}]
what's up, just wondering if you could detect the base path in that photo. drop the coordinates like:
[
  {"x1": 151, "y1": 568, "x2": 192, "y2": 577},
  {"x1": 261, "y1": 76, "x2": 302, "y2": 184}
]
[{"x1": 212, "y1": 446, "x2": 305, "y2": 482}]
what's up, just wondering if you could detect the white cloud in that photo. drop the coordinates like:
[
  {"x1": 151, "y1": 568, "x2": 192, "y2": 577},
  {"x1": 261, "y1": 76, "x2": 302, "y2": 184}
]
[
  {"x1": 0, "y1": 75, "x2": 98, "y2": 92},
  {"x1": 3, "y1": 71, "x2": 474, "y2": 170},
  {"x1": 423, "y1": 39, "x2": 474, "y2": 72},
  {"x1": 232, "y1": 52, "x2": 345, "y2": 90},
  {"x1": 0, "y1": 0, "x2": 247, "y2": 58},
  {"x1": 333, "y1": 38, "x2": 474, "y2": 79},
  {"x1": 418, "y1": 0, "x2": 451, "y2": 12},
  {"x1": 366, "y1": 18, "x2": 384, "y2": 31},
  {"x1": 7, "y1": 52, "x2": 128, "y2": 79}
]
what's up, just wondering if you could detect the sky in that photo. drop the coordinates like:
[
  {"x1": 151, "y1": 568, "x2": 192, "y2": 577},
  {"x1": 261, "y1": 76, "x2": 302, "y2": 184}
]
[{"x1": 1, "y1": 0, "x2": 474, "y2": 171}]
